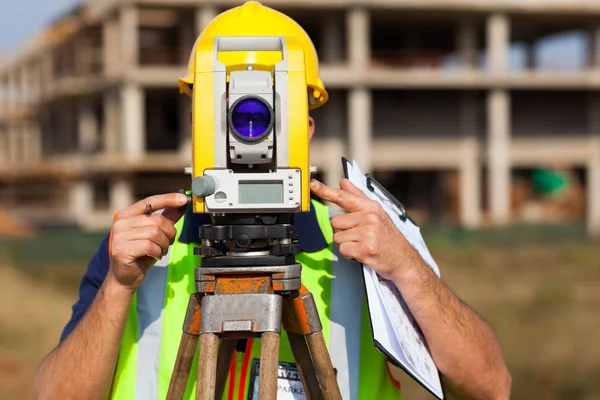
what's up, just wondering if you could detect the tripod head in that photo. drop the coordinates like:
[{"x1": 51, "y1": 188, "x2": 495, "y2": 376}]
[{"x1": 195, "y1": 212, "x2": 300, "y2": 269}]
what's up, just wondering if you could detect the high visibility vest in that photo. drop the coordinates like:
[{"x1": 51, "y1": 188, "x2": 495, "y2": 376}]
[{"x1": 109, "y1": 200, "x2": 402, "y2": 400}]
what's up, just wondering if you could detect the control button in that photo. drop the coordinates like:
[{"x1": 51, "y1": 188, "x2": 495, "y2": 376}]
[{"x1": 192, "y1": 176, "x2": 217, "y2": 197}]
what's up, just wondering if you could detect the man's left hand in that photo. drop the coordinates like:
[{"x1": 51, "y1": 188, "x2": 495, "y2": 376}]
[{"x1": 310, "y1": 178, "x2": 419, "y2": 282}]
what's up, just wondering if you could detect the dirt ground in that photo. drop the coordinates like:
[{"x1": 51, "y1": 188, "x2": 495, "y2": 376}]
[{"x1": 1, "y1": 225, "x2": 599, "y2": 400}]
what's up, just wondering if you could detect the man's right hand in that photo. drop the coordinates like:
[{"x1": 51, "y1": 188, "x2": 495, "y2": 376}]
[{"x1": 108, "y1": 193, "x2": 189, "y2": 292}]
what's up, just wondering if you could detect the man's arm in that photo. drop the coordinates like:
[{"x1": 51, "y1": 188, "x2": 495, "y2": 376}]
[
  {"x1": 34, "y1": 270, "x2": 134, "y2": 399},
  {"x1": 310, "y1": 179, "x2": 511, "y2": 400},
  {"x1": 392, "y1": 251, "x2": 511, "y2": 400},
  {"x1": 33, "y1": 193, "x2": 188, "y2": 400}
]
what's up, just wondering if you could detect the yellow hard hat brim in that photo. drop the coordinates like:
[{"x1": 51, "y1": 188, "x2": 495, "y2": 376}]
[{"x1": 178, "y1": 75, "x2": 194, "y2": 96}]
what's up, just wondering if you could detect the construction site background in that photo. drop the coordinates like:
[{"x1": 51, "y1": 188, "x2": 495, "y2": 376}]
[{"x1": 1, "y1": 0, "x2": 600, "y2": 399}]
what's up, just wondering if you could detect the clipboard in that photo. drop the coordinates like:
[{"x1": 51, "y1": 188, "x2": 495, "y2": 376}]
[{"x1": 341, "y1": 157, "x2": 445, "y2": 400}]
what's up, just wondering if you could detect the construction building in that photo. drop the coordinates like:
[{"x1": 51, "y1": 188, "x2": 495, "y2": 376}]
[{"x1": 0, "y1": 0, "x2": 599, "y2": 236}]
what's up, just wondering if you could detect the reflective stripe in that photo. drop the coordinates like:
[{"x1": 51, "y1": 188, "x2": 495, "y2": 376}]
[
  {"x1": 329, "y1": 243, "x2": 363, "y2": 400},
  {"x1": 135, "y1": 250, "x2": 170, "y2": 400}
]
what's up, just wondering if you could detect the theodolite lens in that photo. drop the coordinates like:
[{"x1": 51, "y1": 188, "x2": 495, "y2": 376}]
[{"x1": 229, "y1": 96, "x2": 274, "y2": 142}]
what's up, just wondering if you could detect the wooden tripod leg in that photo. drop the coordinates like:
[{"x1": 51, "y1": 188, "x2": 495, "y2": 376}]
[
  {"x1": 306, "y1": 332, "x2": 341, "y2": 400},
  {"x1": 214, "y1": 339, "x2": 236, "y2": 400},
  {"x1": 197, "y1": 333, "x2": 219, "y2": 400},
  {"x1": 167, "y1": 332, "x2": 200, "y2": 400},
  {"x1": 287, "y1": 331, "x2": 322, "y2": 400},
  {"x1": 167, "y1": 294, "x2": 202, "y2": 400},
  {"x1": 259, "y1": 332, "x2": 280, "y2": 400},
  {"x1": 286, "y1": 285, "x2": 342, "y2": 400}
]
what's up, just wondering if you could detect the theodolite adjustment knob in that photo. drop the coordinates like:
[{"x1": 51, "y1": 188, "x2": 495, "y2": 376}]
[{"x1": 192, "y1": 176, "x2": 217, "y2": 197}]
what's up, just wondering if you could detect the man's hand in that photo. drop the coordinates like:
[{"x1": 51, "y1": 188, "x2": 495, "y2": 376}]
[
  {"x1": 108, "y1": 193, "x2": 189, "y2": 292},
  {"x1": 310, "y1": 178, "x2": 419, "y2": 282}
]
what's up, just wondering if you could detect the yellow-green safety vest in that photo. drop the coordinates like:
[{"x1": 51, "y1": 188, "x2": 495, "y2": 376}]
[{"x1": 109, "y1": 200, "x2": 402, "y2": 399}]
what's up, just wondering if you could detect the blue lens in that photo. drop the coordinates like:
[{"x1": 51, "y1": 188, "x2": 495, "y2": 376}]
[{"x1": 230, "y1": 98, "x2": 272, "y2": 140}]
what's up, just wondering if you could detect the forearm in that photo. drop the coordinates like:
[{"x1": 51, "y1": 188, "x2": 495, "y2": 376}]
[
  {"x1": 391, "y1": 256, "x2": 511, "y2": 400},
  {"x1": 34, "y1": 271, "x2": 133, "y2": 400}
]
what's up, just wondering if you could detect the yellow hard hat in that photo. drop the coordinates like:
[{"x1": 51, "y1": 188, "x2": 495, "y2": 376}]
[{"x1": 178, "y1": 1, "x2": 328, "y2": 109}]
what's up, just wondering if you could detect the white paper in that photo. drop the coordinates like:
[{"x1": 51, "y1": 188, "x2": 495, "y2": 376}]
[{"x1": 344, "y1": 159, "x2": 444, "y2": 399}]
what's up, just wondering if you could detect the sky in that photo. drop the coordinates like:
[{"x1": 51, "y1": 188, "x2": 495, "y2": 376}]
[
  {"x1": 0, "y1": 1, "x2": 590, "y2": 70},
  {"x1": 0, "y1": 0, "x2": 82, "y2": 53}
]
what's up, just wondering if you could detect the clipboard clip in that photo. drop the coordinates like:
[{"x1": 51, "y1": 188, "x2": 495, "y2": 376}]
[{"x1": 365, "y1": 174, "x2": 409, "y2": 223}]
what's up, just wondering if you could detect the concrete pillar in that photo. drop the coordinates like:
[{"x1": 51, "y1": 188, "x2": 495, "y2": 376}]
[
  {"x1": 321, "y1": 16, "x2": 344, "y2": 64},
  {"x1": 120, "y1": 6, "x2": 139, "y2": 69},
  {"x1": 347, "y1": 7, "x2": 370, "y2": 70},
  {"x1": 79, "y1": 100, "x2": 99, "y2": 154},
  {"x1": 103, "y1": 88, "x2": 120, "y2": 155},
  {"x1": 103, "y1": 17, "x2": 120, "y2": 77},
  {"x1": 348, "y1": 88, "x2": 372, "y2": 173},
  {"x1": 110, "y1": 176, "x2": 134, "y2": 212},
  {"x1": 487, "y1": 89, "x2": 511, "y2": 225},
  {"x1": 70, "y1": 180, "x2": 94, "y2": 223},
  {"x1": 486, "y1": 13, "x2": 510, "y2": 73},
  {"x1": 196, "y1": 6, "x2": 218, "y2": 36},
  {"x1": 457, "y1": 19, "x2": 477, "y2": 69},
  {"x1": 587, "y1": 93, "x2": 600, "y2": 238},
  {"x1": 323, "y1": 139, "x2": 346, "y2": 190},
  {"x1": 459, "y1": 92, "x2": 481, "y2": 228},
  {"x1": 121, "y1": 84, "x2": 144, "y2": 159}
]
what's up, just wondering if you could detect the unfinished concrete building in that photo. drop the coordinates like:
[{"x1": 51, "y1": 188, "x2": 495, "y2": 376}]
[{"x1": 1, "y1": 0, "x2": 600, "y2": 236}]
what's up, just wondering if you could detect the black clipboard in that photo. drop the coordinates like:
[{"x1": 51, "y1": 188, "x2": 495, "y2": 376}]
[{"x1": 341, "y1": 157, "x2": 446, "y2": 400}]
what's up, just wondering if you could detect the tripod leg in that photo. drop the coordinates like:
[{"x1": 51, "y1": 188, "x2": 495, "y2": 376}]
[
  {"x1": 167, "y1": 294, "x2": 202, "y2": 400},
  {"x1": 287, "y1": 331, "x2": 322, "y2": 400},
  {"x1": 306, "y1": 332, "x2": 341, "y2": 400},
  {"x1": 167, "y1": 333, "x2": 200, "y2": 400},
  {"x1": 259, "y1": 332, "x2": 280, "y2": 400},
  {"x1": 214, "y1": 339, "x2": 236, "y2": 400},
  {"x1": 197, "y1": 333, "x2": 219, "y2": 400},
  {"x1": 287, "y1": 285, "x2": 342, "y2": 400}
]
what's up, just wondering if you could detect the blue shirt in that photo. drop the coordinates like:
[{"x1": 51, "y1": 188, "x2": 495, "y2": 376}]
[{"x1": 60, "y1": 204, "x2": 328, "y2": 342}]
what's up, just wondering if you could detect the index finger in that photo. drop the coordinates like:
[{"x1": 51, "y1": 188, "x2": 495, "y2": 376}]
[
  {"x1": 310, "y1": 179, "x2": 367, "y2": 212},
  {"x1": 118, "y1": 193, "x2": 189, "y2": 218}
]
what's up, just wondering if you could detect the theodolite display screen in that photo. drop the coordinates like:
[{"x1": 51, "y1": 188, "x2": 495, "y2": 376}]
[{"x1": 238, "y1": 181, "x2": 284, "y2": 204}]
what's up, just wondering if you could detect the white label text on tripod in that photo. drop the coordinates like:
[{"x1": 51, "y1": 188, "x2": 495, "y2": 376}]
[{"x1": 249, "y1": 360, "x2": 307, "y2": 400}]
